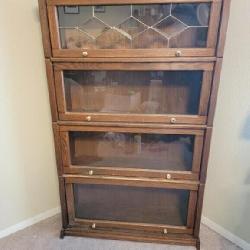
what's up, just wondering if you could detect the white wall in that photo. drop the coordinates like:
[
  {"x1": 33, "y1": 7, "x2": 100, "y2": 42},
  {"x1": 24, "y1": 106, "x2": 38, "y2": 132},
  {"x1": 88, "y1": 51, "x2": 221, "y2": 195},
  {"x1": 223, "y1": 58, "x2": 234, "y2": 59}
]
[
  {"x1": 203, "y1": 0, "x2": 250, "y2": 244},
  {"x1": 0, "y1": 0, "x2": 249, "y2": 246},
  {"x1": 0, "y1": 0, "x2": 59, "y2": 231}
]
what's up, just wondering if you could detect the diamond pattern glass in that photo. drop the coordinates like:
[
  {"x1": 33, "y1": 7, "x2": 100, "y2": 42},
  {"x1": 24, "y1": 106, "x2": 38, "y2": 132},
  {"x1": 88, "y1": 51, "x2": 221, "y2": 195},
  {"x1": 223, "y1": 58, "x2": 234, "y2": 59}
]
[
  {"x1": 169, "y1": 27, "x2": 208, "y2": 48},
  {"x1": 81, "y1": 18, "x2": 109, "y2": 38},
  {"x1": 58, "y1": 6, "x2": 92, "y2": 27},
  {"x1": 96, "y1": 28, "x2": 131, "y2": 49},
  {"x1": 95, "y1": 6, "x2": 131, "y2": 26},
  {"x1": 132, "y1": 28, "x2": 168, "y2": 48},
  {"x1": 155, "y1": 16, "x2": 187, "y2": 38},
  {"x1": 117, "y1": 17, "x2": 147, "y2": 39},
  {"x1": 57, "y1": 3, "x2": 211, "y2": 49},
  {"x1": 132, "y1": 4, "x2": 171, "y2": 26},
  {"x1": 59, "y1": 28, "x2": 95, "y2": 49}
]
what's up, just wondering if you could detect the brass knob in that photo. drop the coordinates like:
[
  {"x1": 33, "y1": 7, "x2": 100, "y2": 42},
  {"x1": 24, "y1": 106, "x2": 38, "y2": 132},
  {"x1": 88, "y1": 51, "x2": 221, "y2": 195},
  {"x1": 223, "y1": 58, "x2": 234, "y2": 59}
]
[
  {"x1": 166, "y1": 174, "x2": 172, "y2": 180},
  {"x1": 175, "y1": 50, "x2": 182, "y2": 57},
  {"x1": 86, "y1": 116, "x2": 91, "y2": 121},
  {"x1": 91, "y1": 223, "x2": 96, "y2": 229},
  {"x1": 170, "y1": 117, "x2": 176, "y2": 124},
  {"x1": 82, "y1": 51, "x2": 88, "y2": 57},
  {"x1": 88, "y1": 170, "x2": 93, "y2": 176},
  {"x1": 163, "y1": 228, "x2": 168, "y2": 234}
]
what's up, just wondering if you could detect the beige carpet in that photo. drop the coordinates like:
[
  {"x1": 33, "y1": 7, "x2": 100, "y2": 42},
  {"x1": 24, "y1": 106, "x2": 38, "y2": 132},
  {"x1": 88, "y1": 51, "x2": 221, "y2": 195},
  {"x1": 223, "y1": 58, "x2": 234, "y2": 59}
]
[{"x1": 0, "y1": 215, "x2": 241, "y2": 250}]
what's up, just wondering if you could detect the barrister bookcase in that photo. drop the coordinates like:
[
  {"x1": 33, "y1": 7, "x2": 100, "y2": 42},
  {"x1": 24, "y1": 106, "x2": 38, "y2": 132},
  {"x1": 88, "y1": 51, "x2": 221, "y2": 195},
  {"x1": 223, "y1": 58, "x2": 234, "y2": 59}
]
[{"x1": 38, "y1": 0, "x2": 231, "y2": 248}]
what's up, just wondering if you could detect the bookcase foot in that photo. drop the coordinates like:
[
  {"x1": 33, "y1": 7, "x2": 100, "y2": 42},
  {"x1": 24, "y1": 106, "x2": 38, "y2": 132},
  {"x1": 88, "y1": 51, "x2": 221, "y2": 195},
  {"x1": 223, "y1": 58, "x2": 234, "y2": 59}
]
[
  {"x1": 60, "y1": 229, "x2": 65, "y2": 239},
  {"x1": 196, "y1": 238, "x2": 201, "y2": 250}
]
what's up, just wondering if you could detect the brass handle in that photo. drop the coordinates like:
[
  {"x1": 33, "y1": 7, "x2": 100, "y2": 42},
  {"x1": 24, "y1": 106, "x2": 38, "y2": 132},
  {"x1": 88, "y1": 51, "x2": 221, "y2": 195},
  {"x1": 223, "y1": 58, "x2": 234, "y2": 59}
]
[
  {"x1": 170, "y1": 117, "x2": 176, "y2": 124},
  {"x1": 88, "y1": 170, "x2": 93, "y2": 176},
  {"x1": 166, "y1": 174, "x2": 172, "y2": 180},
  {"x1": 175, "y1": 50, "x2": 182, "y2": 57},
  {"x1": 82, "y1": 51, "x2": 88, "y2": 57},
  {"x1": 91, "y1": 223, "x2": 96, "y2": 229},
  {"x1": 163, "y1": 228, "x2": 168, "y2": 234},
  {"x1": 86, "y1": 116, "x2": 91, "y2": 121}
]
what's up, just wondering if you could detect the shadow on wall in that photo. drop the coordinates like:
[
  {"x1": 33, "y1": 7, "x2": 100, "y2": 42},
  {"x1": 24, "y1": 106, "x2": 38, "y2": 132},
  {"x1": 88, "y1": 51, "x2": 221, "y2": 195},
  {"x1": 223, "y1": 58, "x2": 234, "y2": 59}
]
[
  {"x1": 241, "y1": 112, "x2": 250, "y2": 184},
  {"x1": 236, "y1": 193, "x2": 250, "y2": 245},
  {"x1": 238, "y1": 111, "x2": 250, "y2": 243},
  {"x1": 241, "y1": 112, "x2": 250, "y2": 141}
]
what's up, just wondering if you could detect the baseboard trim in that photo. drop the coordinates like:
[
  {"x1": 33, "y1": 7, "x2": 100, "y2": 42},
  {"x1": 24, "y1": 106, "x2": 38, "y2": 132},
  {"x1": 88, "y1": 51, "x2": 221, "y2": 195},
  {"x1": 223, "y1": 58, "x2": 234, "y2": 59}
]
[
  {"x1": 0, "y1": 207, "x2": 60, "y2": 239},
  {"x1": 202, "y1": 216, "x2": 250, "y2": 250}
]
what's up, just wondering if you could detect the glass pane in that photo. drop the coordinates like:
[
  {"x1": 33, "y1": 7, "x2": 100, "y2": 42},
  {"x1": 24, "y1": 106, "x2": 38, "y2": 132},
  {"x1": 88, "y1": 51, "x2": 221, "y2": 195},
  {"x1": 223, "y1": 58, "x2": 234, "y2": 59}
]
[
  {"x1": 57, "y1": 3, "x2": 211, "y2": 49},
  {"x1": 155, "y1": 16, "x2": 187, "y2": 38},
  {"x1": 172, "y1": 3, "x2": 210, "y2": 26},
  {"x1": 96, "y1": 29, "x2": 131, "y2": 49},
  {"x1": 74, "y1": 184, "x2": 189, "y2": 226},
  {"x1": 94, "y1": 6, "x2": 131, "y2": 27},
  {"x1": 132, "y1": 28, "x2": 168, "y2": 48},
  {"x1": 63, "y1": 70, "x2": 203, "y2": 115},
  {"x1": 81, "y1": 18, "x2": 109, "y2": 38},
  {"x1": 169, "y1": 27, "x2": 208, "y2": 48},
  {"x1": 117, "y1": 17, "x2": 147, "y2": 38},
  {"x1": 69, "y1": 131, "x2": 194, "y2": 171},
  {"x1": 59, "y1": 28, "x2": 95, "y2": 49},
  {"x1": 132, "y1": 4, "x2": 171, "y2": 26}
]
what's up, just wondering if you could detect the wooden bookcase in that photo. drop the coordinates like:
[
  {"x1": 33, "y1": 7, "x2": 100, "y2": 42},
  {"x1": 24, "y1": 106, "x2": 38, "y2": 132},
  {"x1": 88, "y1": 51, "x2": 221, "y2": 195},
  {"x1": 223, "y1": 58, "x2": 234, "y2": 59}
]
[{"x1": 38, "y1": 0, "x2": 231, "y2": 248}]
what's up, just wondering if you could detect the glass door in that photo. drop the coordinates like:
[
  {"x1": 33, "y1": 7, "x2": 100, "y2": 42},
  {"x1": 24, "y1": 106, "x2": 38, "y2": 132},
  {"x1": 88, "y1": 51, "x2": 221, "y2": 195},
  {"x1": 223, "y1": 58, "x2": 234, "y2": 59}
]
[
  {"x1": 47, "y1": 0, "x2": 222, "y2": 57},
  {"x1": 60, "y1": 126, "x2": 204, "y2": 180},
  {"x1": 54, "y1": 62, "x2": 213, "y2": 124},
  {"x1": 65, "y1": 176, "x2": 198, "y2": 234}
]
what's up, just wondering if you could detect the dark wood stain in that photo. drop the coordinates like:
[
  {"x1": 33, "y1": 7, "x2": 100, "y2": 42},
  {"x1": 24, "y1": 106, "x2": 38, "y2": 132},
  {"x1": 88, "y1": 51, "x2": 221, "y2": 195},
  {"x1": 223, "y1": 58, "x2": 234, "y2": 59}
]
[{"x1": 38, "y1": 0, "x2": 231, "y2": 249}]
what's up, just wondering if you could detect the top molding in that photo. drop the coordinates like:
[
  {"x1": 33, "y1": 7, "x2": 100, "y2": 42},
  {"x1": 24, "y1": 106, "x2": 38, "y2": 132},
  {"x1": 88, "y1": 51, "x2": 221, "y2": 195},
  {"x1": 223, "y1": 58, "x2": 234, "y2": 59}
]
[{"x1": 47, "y1": 0, "x2": 221, "y2": 5}]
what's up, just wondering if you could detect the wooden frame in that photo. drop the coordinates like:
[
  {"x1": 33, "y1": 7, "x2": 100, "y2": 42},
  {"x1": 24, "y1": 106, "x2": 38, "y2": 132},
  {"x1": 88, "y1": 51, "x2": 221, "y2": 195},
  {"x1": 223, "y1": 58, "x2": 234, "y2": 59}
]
[
  {"x1": 53, "y1": 62, "x2": 214, "y2": 125},
  {"x1": 199, "y1": 127, "x2": 212, "y2": 183},
  {"x1": 47, "y1": 0, "x2": 222, "y2": 58},
  {"x1": 64, "y1": 174, "x2": 199, "y2": 189},
  {"x1": 45, "y1": 59, "x2": 58, "y2": 121},
  {"x1": 38, "y1": 0, "x2": 52, "y2": 57},
  {"x1": 207, "y1": 58, "x2": 222, "y2": 126},
  {"x1": 52, "y1": 123, "x2": 68, "y2": 229},
  {"x1": 216, "y1": 0, "x2": 231, "y2": 57},
  {"x1": 63, "y1": 227, "x2": 197, "y2": 246},
  {"x1": 51, "y1": 57, "x2": 217, "y2": 63},
  {"x1": 59, "y1": 125, "x2": 204, "y2": 180},
  {"x1": 64, "y1": 175, "x2": 198, "y2": 234},
  {"x1": 48, "y1": 0, "x2": 219, "y2": 4},
  {"x1": 194, "y1": 184, "x2": 205, "y2": 238}
]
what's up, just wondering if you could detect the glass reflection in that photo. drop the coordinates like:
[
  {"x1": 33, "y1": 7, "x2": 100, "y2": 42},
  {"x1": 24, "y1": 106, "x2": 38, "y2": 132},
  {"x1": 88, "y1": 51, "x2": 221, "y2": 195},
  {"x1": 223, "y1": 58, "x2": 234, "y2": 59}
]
[
  {"x1": 64, "y1": 70, "x2": 203, "y2": 115},
  {"x1": 70, "y1": 131, "x2": 194, "y2": 171}
]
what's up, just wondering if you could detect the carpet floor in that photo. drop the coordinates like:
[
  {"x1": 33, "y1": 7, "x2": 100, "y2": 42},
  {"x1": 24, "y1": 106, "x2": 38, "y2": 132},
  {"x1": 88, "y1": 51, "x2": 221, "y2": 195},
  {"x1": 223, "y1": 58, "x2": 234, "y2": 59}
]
[{"x1": 0, "y1": 215, "x2": 241, "y2": 250}]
